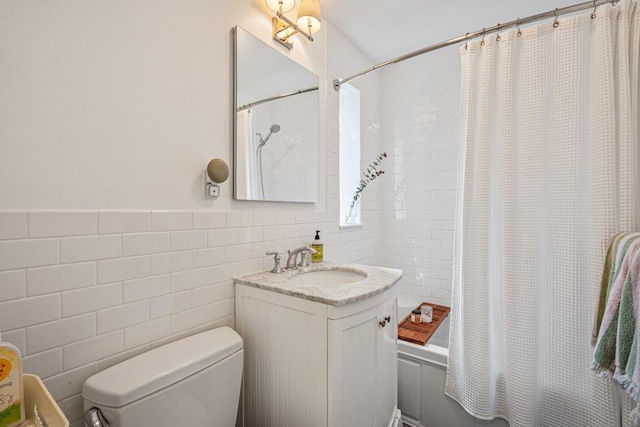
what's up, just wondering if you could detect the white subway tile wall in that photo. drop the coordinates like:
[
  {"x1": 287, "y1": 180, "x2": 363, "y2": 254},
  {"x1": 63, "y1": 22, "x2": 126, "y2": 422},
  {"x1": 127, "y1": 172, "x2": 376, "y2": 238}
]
[
  {"x1": 28, "y1": 211, "x2": 98, "y2": 238},
  {"x1": 98, "y1": 211, "x2": 151, "y2": 234},
  {"x1": 0, "y1": 270, "x2": 26, "y2": 302},
  {"x1": 0, "y1": 208, "x2": 370, "y2": 424},
  {"x1": 0, "y1": 212, "x2": 28, "y2": 240},
  {"x1": 0, "y1": 238, "x2": 59, "y2": 270},
  {"x1": 60, "y1": 235, "x2": 121, "y2": 263},
  {"x1": 380, "y1": 46, "x2": 461, "y2": 307}
]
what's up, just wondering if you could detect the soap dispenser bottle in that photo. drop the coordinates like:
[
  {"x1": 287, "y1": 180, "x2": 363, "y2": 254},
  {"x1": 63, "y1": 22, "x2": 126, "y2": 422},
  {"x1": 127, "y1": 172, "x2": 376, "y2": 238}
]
[
  {"x1": 311, "y1": 230, "x2": 323, "y2": 263},
  {"x1": 0, "y1": 332, "x2": 25, "y2": 427}
]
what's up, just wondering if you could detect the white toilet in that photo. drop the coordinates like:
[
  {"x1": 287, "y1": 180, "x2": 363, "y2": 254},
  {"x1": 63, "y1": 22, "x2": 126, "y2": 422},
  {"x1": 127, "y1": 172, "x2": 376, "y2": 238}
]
[{"x1": 82, "y1": 327, "x2": 243, "y2": 427}]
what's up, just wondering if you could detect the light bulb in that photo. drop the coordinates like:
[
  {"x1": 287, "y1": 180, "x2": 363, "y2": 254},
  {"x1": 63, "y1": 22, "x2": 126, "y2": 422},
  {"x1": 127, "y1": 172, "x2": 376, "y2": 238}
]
[
  {"x1": 296, "y1": 0, "x2": 322, "y2": 34},
  {"x1": 265, "y1": 0, "x2": 295, "y2": 13}
]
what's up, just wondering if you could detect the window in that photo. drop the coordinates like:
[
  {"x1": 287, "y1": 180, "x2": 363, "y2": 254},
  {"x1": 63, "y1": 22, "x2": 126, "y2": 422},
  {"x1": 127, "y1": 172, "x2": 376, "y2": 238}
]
[{"x1": 339, "y1": 83, "x2": 361, "y2": 226}]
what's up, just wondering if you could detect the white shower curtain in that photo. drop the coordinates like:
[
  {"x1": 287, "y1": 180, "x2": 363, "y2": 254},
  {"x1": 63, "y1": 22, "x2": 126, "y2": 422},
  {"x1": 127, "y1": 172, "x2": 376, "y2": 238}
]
[
  {"x1": 445, "y1": 2, "x2": 640, "y2": 426},
  {"x1": 236, "y1": 109, "x2": 258, "y2": 199}
]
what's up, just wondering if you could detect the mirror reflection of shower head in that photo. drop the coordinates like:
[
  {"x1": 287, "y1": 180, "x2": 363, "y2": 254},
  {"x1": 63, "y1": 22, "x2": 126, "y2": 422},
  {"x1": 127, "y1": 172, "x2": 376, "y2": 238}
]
[
  {"x1": 256, "y1": 124, "x2": 281, "y2": 200},
  {"x1": 258, "y1": 124, "x2": 281, "y2": 148}
]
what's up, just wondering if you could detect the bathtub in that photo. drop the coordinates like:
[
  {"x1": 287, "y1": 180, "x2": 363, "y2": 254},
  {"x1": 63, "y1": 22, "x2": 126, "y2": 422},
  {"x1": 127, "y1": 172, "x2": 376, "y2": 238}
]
[{"x1": 397, "y1": 304, "x2": 508, "y2": 427}]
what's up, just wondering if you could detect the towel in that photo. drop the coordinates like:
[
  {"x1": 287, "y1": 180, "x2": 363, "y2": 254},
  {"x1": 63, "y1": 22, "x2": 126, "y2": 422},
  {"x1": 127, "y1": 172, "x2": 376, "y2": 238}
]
[
  {"x1": 592, "y1": 232, "x2": 629, "y2": 346},
  {"x1": 614, "y1": 248, "x2": 640, "y2": 393},
  {"x1": 593, "y1": 233, "x2": 640, "y2": 400},
  {"x1": 622, "y1": 249, "x2": 640, "y2": 427}
]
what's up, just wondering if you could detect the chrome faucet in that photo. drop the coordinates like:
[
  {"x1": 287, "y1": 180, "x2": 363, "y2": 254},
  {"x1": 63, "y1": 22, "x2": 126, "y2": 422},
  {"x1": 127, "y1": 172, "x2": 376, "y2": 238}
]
[
  {"x1": 266, "y1": 251, "x2": 284, "y2": 273},
  {"x1": 286, "y1": 246, "x2": 317, "y2": 270}
]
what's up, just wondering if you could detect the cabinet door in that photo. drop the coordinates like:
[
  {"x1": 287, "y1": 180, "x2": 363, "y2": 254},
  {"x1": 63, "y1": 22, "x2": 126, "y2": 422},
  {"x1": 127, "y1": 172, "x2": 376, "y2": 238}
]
[
  {"x1": 328, "y1": 305, "x2": 380, "y2": 427},
  {"x1": 377, "y1": 296, "x2": 398, "y2": 427},
  {"x1": 329, "y1": 295, "x2": 398, "y2": 427}
]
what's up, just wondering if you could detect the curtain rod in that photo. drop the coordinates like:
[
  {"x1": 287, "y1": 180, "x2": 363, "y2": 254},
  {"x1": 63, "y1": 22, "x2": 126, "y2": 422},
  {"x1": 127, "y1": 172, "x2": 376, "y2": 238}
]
[
  {"x1": 237, "y1": 86, "x2": 319, "y2": 112},
  {"x1": 333, "y1": 0, "x2": 617, "y2": 90}
]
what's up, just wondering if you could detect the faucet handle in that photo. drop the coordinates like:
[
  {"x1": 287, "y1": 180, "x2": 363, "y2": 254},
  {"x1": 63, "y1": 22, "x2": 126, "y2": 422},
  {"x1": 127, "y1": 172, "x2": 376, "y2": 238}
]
[
  {"x1": 266, "y1": 251, "x2": 284, "y2": 274},
  {"x1": 296, "y1": 246, "x2": 317, "y2": 267},
  {"x1": 298, "y1": 251, "x2": 311, "y2": 267}
]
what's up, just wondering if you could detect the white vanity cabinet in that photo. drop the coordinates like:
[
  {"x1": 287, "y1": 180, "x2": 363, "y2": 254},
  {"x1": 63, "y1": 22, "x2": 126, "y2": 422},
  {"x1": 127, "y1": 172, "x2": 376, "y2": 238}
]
[{"x1": 235, "y1": 266, "x2": 400, "y2": 427}]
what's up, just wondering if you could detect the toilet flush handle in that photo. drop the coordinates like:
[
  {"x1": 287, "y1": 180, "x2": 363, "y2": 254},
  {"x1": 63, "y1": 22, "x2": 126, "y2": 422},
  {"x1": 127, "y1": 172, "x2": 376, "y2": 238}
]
[{"x1": 85, "y1": 408, "x2": 110, "y2": 427}]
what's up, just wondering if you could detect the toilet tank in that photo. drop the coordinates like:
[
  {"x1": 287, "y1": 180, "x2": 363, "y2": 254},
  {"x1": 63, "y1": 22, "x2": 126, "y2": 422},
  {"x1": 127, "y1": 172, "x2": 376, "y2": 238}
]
[{"x1": 82, "y1": 327, "x2": 243, "y2": 427}]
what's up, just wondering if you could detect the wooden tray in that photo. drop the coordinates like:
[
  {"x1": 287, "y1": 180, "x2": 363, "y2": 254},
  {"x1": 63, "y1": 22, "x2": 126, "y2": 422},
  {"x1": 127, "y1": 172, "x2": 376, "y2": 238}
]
[{"x1": 398, "y1": 302, "x2": 450, "y2": 346}]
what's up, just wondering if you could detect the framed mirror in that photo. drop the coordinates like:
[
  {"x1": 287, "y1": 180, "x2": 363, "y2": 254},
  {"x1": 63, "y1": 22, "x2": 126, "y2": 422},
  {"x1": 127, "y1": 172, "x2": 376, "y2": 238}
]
[{"x1": 233, "y1": 26, "x2": 319, "y2": 203}]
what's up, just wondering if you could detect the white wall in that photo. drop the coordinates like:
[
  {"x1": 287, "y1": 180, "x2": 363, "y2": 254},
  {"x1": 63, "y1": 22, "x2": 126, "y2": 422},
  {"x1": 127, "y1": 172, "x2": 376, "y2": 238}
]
[
  {"x1": 0, "y1": 0, "x2": 325, "y2": 211},
  {"x1": 380, "y1": 46, "x2": 461, "y2": 307}
]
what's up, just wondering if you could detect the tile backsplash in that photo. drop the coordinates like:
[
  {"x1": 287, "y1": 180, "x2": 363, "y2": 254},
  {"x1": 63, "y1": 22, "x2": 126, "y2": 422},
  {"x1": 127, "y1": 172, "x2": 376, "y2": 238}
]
[{"x1": 0, "y1": 209, "x2": 378, "y2": 425}]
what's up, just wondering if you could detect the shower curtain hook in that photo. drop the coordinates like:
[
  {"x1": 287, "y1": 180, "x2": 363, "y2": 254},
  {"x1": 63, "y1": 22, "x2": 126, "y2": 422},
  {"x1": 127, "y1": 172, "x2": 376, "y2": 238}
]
[
  {"x1": 592, "y1": 0, "x2": 597, "y2": 19},
  {"x1": 496, "y1": 23, "x2": 502, "y2": 42},
  {"x1": 516, "y1": 18, "x2": 522, "y2": 37},
  {"x1": 480, "y1": 28, "x2": 486, "y2": 46},
  {"x1": 553, "y1": 8, "x2": 560, "y2": 28},
  {"x1": 465, "y1": 32, "x2": 470, "y2": 50}
]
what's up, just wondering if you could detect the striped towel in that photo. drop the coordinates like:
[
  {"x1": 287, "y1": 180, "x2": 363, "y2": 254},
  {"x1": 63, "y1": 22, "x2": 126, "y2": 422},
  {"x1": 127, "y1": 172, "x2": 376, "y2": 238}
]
[
  {"x1": 592, "y1": 232, "x2": 630, "y2": 346},
  {"x1": 593, "y1": 232, "x2": 640, "y2": 399}
]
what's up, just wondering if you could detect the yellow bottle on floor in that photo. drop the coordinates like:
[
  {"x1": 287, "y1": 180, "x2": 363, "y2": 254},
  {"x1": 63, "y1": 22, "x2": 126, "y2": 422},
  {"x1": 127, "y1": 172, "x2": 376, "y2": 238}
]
[{"x1": 311, "y1": 230, "x2": 323, "y2": 263}]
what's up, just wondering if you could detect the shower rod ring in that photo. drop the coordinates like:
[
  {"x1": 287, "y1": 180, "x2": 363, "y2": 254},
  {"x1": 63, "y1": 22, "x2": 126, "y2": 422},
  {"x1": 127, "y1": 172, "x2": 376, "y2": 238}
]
[
  {"x1": 464, "y1": 32, "x2": 470, "y2": 50},
  {"x1": 480, "y1": 27, "x2": 486, "y2": 46},
  {"x1": 496, "y1": 23, "x2": 502, "y2": 42},
  {"x1": 553, "y1": 8, "x2": 560, "y2": 27},
  {"x1": 516, "y1": 18, "x2": 522, "y2": 37},
  {"x1": 591, "y1": 0, "x2": 597, "y2": 18}
]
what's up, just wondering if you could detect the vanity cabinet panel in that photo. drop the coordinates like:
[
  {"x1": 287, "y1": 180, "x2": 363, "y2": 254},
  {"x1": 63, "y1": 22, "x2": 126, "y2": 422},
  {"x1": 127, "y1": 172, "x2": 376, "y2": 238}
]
[
  {"x1": 377, "y1": 295, "x2": 398, "y2": 426},
  {"x1": 235, "y1": 283, "x2": 398, "y2": 427},
  {"x1": 235, "y1": 285, "x2": 327, "y2": 427}
]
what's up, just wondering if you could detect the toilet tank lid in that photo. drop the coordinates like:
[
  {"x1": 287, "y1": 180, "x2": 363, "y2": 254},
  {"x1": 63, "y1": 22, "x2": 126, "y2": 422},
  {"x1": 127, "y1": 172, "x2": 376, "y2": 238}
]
[{"x1": 82, "y1": 327, "x2": 242, "y2": 408}]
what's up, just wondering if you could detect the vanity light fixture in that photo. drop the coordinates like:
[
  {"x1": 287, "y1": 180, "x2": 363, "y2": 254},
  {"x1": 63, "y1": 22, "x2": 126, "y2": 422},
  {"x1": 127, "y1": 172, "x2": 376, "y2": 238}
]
[{"x1": 266, "y1": 0, "x2": 322, "y2": 50}]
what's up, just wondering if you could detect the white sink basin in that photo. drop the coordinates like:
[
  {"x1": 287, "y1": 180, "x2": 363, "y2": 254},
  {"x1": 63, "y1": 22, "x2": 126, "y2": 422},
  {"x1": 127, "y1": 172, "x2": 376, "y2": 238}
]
[{"x1": 289, "y1": 269, "x2": 368, "y2": 286}]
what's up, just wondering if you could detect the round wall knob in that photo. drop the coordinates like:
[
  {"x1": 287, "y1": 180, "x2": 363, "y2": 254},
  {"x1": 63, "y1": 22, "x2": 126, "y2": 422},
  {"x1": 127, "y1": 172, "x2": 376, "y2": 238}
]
[{"x1": 207, "y1": 158, "x2": 229, "y2": 183}]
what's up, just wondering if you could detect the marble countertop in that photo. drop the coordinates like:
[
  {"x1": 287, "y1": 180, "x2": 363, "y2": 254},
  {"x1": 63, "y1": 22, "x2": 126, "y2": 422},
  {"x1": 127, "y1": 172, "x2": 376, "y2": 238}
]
[{"x1": 234, "y1": 262, "x2": 403, "y2": 306}]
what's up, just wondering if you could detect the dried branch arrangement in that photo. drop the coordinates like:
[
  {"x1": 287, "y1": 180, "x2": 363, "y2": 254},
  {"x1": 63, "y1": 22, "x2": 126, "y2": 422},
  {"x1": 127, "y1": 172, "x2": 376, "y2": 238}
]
[{"x1": 345, "y1": 152, "x2": 387, "y2": 223}]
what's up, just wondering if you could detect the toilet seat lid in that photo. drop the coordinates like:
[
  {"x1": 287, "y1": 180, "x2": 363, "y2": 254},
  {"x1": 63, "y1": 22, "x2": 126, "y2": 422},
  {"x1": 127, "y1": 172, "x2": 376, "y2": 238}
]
[{"x1": 82, "y1": 326, "x2": 242, "y2": 408}]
